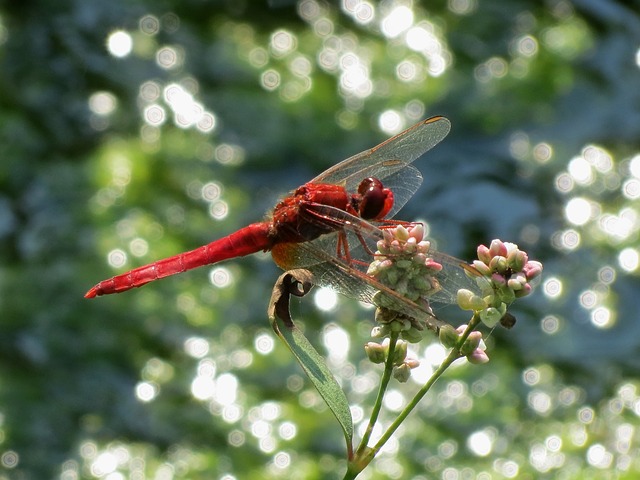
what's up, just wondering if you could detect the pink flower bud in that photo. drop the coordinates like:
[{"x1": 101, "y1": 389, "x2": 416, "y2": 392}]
[
  {"x1": 515, "y1": 283, "x2": 533, "y2": 298},
  {"x1": 472, "y1": 260, "x2": 492, "y2": 276},
  {"x1": 405, "y1": 358, "x2": 420, "y2": 369},
  {"x1": 489, "y1": 239, "x2": 508, "y2": 258},
  {"x1": 524, "y1": 261, "x2": 543, "y2": 280},
  {"x1": 491, "y1": 273, "x2": 507, "y2": 287},
  {"x1": 395, "y1": 225, "x2": 409, "y2": 241},
  {"x1": 467, "y1": 349, "x2": 490, "y2": 364},
  {"x1": 477, "y1": 244, "x2": 492, "y2": 264},
  {"x1": 408, "y1": 223, "x2": 424, "y2": 242}
]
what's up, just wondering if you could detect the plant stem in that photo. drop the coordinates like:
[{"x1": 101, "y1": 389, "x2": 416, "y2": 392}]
[
  {"x1": 357, "y1": 331, "x2": 399, "y2": 455},
  {"x1": 371, "y1": 316, "x2": 481, "y2": 454}
]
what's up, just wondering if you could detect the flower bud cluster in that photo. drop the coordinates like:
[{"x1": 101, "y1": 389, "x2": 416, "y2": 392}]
[
  {"x1": 367, "y1": 224, "x2": 443, "y2": 328},
  {"x1": 364, "y1": 338, "x2": 420, "y2": 382},
  {"x1": 439, "y1": 324, "x2": 489, "y2": 364},
  {"x1": 457, "y1": 239, "x2": 543, "y2": 327},
  {"x1": 371, "y1": 308, "x2": 426, "y2": 343}
]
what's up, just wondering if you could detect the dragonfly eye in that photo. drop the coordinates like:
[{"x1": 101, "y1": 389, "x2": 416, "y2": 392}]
[{"x1": 357, "y1": 177, "x2": 394, "y2": 220}]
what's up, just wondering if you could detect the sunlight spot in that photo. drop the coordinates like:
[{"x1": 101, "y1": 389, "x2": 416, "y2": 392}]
[
  {"x1": 636, "y1": 47, "x2": 640, "y2": 67},
  {"x1": 163, "y1": 83, "x2": 214, "y2": 130},
  {"x1": 107, "y1": 30, "x2": 132, "y2": 58},
  {"x1": 215, "y1": 373, "x2": 238, "y2": 406},
  {"x1": 89, "y1": 91, "x2": 117, "y2": 116},
  {"x1": 565, "y1": 197, "x2": 592, "y2": 225},
  {"x1": 618, "y1": 248, "x2": 639, "y2": 272},
  {"x1": 129, "y1": 238, "x2": 148, "y2": 257},
  {"x1": 629, "y1": 155, "x2": 640, "y2": 178},
  {"x1": 249, "y1": 47, "x2": 269, "y2": 67},
  {"x1": 209, "y1": 200, "x2": 229, "y2": 220},
  {"x1": 396, "y1": 59, "x2": 419, "y2": 82},
  {"x1": 191, "y1": 375, "x2": 215, "y2": 401},
  {"x1": 424, "y1": 343, "x2": 447, "y2": 367},
  {"x1": 135, "y1": 381, "x2": 159, "y2": 402},
  {"x1": 406, "y1": 26, "x2": 434, "y2": 52},
  {"x1": 533, "y1": 142, "x2": 552, "y2": 163},
  {"x1": 222, "y1": 404, "x2": 242, "y2": 423},
  {"x1": 591, "y1": 307, "x2": 613, "y2": 329},
  {"x1": 251, "y1": 419, "x2": 271, "y2": 439},
  {"x1": 261, "y1": 69, "x2": 281, "y2": 91},
  {"x1": 599, "y1": 213, "x2": 634, "y2": 240},
  {"x1": 622, "y1": 178, "x2": 640, "y2": 199},
  {"x1": 314, "y1": 287, "x2": 338, "y2": 311},
  {"x1": 107, "y1": 249, "x2": 127, "y2": 268},
  {"x1": 568, "y1": 156, "x2": 593, "y2": 185},
  {"x1": 209, "y1": 267, "x2": 232, "y2": 287},
  {"x1": 448, "y1": 0, "x2": 476, "y2": 15},
  {"x1": 467, "y1": 429, "x2": 493, "y2": 456},
  {"x1": 528, "y1": 390, "x2": 552, "y2": 415},
  {"x1": 515, "y1": 34, "x2": 539, "y2": 57},
  {"x1": 273, "y1": 451, "x2": 291, "y2": 469},
  {"x1": 586, "y1": 444, "x2": 613, "y2": 469},
  {"x1": 339, "y1": 53, "x2": 372, "y2": 97},
  {"x1": 0, "y1": 451, "x2": 18, "y2": 469},
  {"x1": 143, "y1": 104, "x2": 166, "y2": 126},
  {"x1": 215, "y1": 143, "x2": 244, "y2": 165},
  {"x1": 197, "y1": 112, "x2": 216, "y2": 133},
  {"x1": 383, "y1": 389, "x2": 406, "y2": 412},
  {"x1": 270, "y1": 29, "x2": 297, "y2": 57},
  {"x1": 552, "y1": 229, "x2": 580, "y2": 250},
  {"x1": 290, "y1": 55, "x2": 312, "y2": 77},
  {"x1": 584, "y1": 145, "x2": 613, "y2": 173},
  {"x1": 350, "y1": 404, "x2": 364, "y2": 423},
  {"x1": 381, "y1": 5, "x2": 413, "y2": 38},
  {"x1": 598, "y1": 266, "x2": 616, "y2": 284},
  {"x1": 554, "y1": 172, "x2": 574, "y2": 193},
  {"x1": 543, "y1": 277, "x2": 562, "y2": 299},
  {"x1": 378, "y1": 110, "x2": 403, "y2": 135},
  {"x1": 540, "y1": 315, "x2": 561, "y2": 334},
  {"x1": 579, "y1": 290, "x2": 597, "y2": 309},
  {"x1": 353, "y1": 1, "x2": 375, "y2": 24},
  {"x1": 184, "y1": 337, "x2": 210, "y2": 358},
  {"x1": 91, "y1": 452, "x2": 118, "y2": 477},
  {"x1": 139, "y1": 14, "x2": 160, "y2": 35},
  {"x1": 139, "y1": 81, "x2": 161, "y2": 102},
  {"x1": 509, "y1": 131, "x2": 529, "y2": 160},
  {"x1": 201, "y1": 181, "x2": 222, "y2": 201},
  {"x1": 228, "y1": 430, "x2": 245, "y2": 447},
  {"x1": 522, "y1": 367, "x2": 540, "y2": 386},
  {"x1": 323, "y1": 324, "x2": 350, "y2": 361},
  {"x1": 255, "y1": 333, "x2": 275, "y2": 355},
  {"x1": 156, "y1": 45, "x2": 181, "y2": 70},
  {"x1": 279, "y1": 421, "x2": 297, "y2": 441},
  {"x1": 578, "y1": 406, "x2": 594, "y2": 424}
]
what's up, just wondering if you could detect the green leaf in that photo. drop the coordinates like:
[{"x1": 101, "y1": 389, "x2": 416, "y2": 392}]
[{"x1": 268, "y1": 270, "x2": 354, "y2": 458}]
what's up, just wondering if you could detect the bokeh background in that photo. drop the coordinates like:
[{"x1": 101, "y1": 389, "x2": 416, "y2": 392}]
[{"x1": 2, "y1": 0, "x2": 640, "y2": 478}]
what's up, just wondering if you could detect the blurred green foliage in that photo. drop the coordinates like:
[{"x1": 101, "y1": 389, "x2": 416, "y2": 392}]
[{"x1": 2, "y1": 0, "x2": 640, "y2": 478}]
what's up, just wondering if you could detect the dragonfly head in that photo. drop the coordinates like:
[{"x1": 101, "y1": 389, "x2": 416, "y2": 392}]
[{"x1": 356, "y1": 177, "x2": 394, "y2": 220}]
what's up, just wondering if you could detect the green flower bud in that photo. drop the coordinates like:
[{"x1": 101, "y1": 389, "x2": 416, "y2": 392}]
[
  {"x1": 364, "y1": 342, "x2": 387, "y2": 364},
  {"x1": 393, "y1": 364, "x2": 411, "y2": 383}
]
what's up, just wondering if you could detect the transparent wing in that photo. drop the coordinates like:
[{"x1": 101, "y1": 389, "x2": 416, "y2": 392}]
[
  {"x1": 310, "y1": 116, "x2": 451, "y2": 217},
  {"x1": 271, "y1": 205, "x2": 487, "y2": 330}
]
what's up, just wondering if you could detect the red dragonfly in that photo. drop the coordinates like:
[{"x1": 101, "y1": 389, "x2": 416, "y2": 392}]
[{"x1": 85, "y1": 117, "x2": 455, "y2": 321}]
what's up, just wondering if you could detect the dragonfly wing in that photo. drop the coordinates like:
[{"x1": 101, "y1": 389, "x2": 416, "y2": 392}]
[
  {"x1": 269, "y1": 204, "x2": 488, "y2": 330},
  {"x1": 311, "y1": 116, "x2": 451, "y2": 194}
]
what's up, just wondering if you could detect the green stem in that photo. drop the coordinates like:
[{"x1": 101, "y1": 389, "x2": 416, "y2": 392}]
[
  {"x1": 346, "y1": 331, "x2": 400, "y2": 479},
  {"x1": 357, "y1": 331, "x2": 399, "y2": 454},
  {"x1": 371, "y1": 315, "x2": 481, "y2": 455}
]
